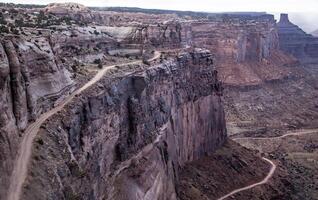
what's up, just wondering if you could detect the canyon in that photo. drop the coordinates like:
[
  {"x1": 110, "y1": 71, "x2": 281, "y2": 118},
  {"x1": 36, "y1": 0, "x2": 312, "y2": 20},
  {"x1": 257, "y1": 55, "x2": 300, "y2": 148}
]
[{"x1": 0, "y1": 2, "x2": 317, "y2": 200}]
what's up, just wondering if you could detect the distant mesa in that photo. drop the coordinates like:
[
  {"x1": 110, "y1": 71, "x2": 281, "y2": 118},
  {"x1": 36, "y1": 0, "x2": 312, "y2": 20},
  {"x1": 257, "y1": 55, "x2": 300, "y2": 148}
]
[{"x1": 44, "y1": 2, "x2": 90, "y2": 14}]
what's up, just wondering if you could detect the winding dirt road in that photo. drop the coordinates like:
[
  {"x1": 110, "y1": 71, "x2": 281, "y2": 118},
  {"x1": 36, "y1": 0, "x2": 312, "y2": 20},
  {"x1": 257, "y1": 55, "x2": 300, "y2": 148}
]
[
  {"x1": 7, "y1": 52, "x2": 161, "y2": 200},
  {"x1": 217, "y1": 157, "x2": 276, "y2": 200},
  {"x1": 218, "y1": 128, "x2": 318, "y2": 200}
]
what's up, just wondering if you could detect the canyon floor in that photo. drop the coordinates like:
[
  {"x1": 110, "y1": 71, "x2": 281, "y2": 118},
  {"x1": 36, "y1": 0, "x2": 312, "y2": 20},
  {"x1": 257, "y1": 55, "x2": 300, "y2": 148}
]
[{"x1": 222, "y1": 65, "x2": 318, "y2": 199}]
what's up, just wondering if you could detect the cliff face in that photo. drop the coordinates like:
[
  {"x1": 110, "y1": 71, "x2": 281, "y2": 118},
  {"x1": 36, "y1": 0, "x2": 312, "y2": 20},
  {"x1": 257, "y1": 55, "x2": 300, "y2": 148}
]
[
  {"x1": 0, "y1": 36, "x2": 73, "y2": 197},
  {"x1": 187, "y1": 17, "x2": 279, "y2": 63},
  {"x1": 20, "y1": 49, "x2": 226, "y2": 200},
  {"x1": 277, "y1": 14, "x2": 318, "y2": 64},
  {"x1": 181, "y1": 18, "x2": 297, "y2": 85},
  {"x1": 0, "y1": 36, "x2": 73, "y2": 130}
]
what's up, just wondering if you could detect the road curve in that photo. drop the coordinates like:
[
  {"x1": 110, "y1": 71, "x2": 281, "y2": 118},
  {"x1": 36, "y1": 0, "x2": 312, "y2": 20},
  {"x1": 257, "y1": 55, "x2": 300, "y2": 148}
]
[
  {"x1": 219, "y1": 128, "x2": 318, "y2": 200},
  {"x1": 217, "y1": 157, "x2": 276, "y2": 200},
  {"x1": 7, "y1": 52, "x2": 161, "y2": 200}
]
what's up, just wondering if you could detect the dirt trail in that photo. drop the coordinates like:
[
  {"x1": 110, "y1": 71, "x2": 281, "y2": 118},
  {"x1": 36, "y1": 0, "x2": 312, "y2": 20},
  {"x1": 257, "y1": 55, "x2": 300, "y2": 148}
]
[
  {"x1": 233, "y1": 129, "x2": 318, "y2": 141},
  {"x1": 217, "y1": 128, "x2": 318, "y2": 200},
  {"x1": 217, "y1": 157, "x2": 276, "y2": 200},
  {"x1": 7, "y1": 52, "x2": 161, "y2": 200}
]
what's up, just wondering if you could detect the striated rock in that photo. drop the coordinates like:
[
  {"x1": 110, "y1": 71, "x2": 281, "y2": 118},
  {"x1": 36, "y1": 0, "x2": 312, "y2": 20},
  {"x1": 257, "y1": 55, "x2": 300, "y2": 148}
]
[
  {"x1": 0, "y1": 36, "x2": 74, "y2": 126},
  {"x1": 277, "y1": 13, "x2": 318, "y2": 64},
  {"x1": 182, "y1": 17, "x2": 297, "y2": 85},
  {"x1": 20, "y1": 49, "x2": 226, "y2": 200},
  {"x1": 0, "y1": 35, "x2": 73, "y2": 199}
]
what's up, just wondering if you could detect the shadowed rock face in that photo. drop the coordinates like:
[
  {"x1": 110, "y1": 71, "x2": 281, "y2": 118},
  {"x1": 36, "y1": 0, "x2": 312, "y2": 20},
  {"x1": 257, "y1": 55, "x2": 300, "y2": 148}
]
[
  {"x1": 277, "y1": 13, "x2": 318, "y2": 64},
  {"x1": 20, "y1": 49, "x2": 226, "y2": 200}
]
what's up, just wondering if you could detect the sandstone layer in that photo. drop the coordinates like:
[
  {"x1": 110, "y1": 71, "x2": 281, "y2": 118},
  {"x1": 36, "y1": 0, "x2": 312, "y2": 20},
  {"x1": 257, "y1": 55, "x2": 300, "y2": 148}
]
[{"x1": 0, "y1": 35, "x2": 73, "y2": 198}]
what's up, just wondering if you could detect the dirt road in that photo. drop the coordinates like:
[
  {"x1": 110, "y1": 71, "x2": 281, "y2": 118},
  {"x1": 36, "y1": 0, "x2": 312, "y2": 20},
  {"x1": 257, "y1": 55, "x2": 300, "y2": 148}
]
[
  {"x1": 218, "y1": 128, "x2": 318, "y2": 200},
  {"x1": 7, "y1": 52, "x2": 160, "y2": 200},
  {"x1": 217, "y1": 157, "x2": 276, "y2": 200},
  {"x1": 233, "y1": 129, "x2": 318, "y2": 141}
]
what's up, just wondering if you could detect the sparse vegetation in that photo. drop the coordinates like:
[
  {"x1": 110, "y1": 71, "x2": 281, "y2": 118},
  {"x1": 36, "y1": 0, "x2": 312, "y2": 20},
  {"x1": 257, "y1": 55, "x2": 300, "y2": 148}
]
[
  {"x1": 93, "y1": 30, "x2": 100, "y2": 35},
  {"x1": 36, "y1": 138, "x2": 44, "y2": 145}
]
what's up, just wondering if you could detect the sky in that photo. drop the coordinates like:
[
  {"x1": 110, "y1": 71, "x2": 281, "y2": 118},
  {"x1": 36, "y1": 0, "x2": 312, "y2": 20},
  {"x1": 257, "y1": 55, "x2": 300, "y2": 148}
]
[{"x1": 2, "y1": 0, "x2": 318, "y2": 32}]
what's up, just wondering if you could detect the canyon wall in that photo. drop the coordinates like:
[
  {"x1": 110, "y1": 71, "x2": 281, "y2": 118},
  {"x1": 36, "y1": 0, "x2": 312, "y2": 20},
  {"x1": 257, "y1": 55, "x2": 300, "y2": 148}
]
[
  {"x1": 277, "y1": 14, "x2": 318, "y2": 64},
  {"x1": 0, "y1": 36, "x2": 73, "y2": 198},
  {"x1": 40, "y1": 4, "x2": 299, "y2": 85},
  {"x1": 182, "y1": 17, "x2": 297, "y2": 85},
  {"x1": 187, "y1": 16, "x2": 279, "y2": 63},
  {"x1": 19, "y1": 49, "x2": 226, "y2": 200}
]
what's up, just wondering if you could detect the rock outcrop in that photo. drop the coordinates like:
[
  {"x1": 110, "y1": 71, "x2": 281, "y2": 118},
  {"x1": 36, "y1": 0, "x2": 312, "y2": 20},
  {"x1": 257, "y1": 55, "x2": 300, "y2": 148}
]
[
  {"x1": 19, "y1": 49, "x2": 226, "y2": 200},
  {"x1": 277, "y1": 13, "x2": 318, "y2": 64}
]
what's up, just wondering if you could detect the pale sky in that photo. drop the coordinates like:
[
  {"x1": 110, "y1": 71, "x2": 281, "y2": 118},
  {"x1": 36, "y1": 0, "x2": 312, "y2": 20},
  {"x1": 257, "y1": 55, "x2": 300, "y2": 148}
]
[{"x1": 2, "y1": 0, "x2": 318, "y2": 32}]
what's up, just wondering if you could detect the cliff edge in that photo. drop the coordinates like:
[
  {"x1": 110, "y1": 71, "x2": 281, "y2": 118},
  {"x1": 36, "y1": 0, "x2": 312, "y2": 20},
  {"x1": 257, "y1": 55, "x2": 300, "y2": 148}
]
[{"x1": 19, "y1": 49, "x2": 227, "y2": 200}]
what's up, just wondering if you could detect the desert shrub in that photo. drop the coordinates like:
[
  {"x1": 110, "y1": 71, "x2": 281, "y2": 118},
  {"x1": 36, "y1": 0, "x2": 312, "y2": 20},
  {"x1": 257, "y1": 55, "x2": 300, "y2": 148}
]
[
  {"x1": 93, "y1": 30, "x2": 100, "y2": 35},
  {"x1": 93, "y1": 58, "x2": 101, "y2": 64}
]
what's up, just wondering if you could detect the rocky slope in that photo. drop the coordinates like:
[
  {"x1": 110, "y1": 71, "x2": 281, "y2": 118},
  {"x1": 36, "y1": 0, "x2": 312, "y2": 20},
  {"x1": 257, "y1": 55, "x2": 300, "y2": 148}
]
[
  {"x1": 18, "y1": 49, "x2": 226, "y2": 200},
  {"x1": 277, "y1": 14, "x2": 318, "y2": 64},
  {"x1": 235, "y1": 129, "x2": 318, "y2": 199},
  {"x1": 178, "y1": 140, "x2": 293, "y2": 200}
]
